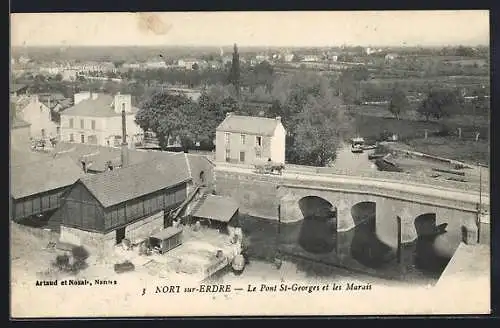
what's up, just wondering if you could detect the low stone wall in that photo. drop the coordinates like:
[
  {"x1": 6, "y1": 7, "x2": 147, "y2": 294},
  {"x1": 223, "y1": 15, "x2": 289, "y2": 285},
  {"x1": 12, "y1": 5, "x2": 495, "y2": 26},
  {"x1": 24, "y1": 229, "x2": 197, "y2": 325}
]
[
  {"x1": 12, "y1": 222, "x2": 59, "y2": 244},
  {"x1": 60, "y1": 211, "x2": 165, "y2": 249},
  {"x1": 60, "y1": 225, "x2": 115, "y2": 249},
  {"x1": 215, "y1": 170, "x2": 280, "y2": 220}
]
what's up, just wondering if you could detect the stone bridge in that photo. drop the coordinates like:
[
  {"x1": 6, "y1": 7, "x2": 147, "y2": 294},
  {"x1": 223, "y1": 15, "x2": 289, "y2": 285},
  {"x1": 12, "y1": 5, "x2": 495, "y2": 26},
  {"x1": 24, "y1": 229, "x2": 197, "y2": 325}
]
[{"x1": 214, "y1": 165, "x2": 490, "y2": 251}]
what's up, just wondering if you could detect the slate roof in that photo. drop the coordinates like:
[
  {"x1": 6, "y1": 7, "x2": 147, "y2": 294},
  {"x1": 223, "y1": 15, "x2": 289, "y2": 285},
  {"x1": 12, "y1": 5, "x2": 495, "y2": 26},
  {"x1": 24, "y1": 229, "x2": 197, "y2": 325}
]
[
  {"x1": 11, "y1": 156, "x2": 85, "y2": 199},
  {"x1": 61, "y1": 94, "x2": 138, "y2": 117},
  {"x1": 216, "y1": 114, "x2": 282, "y2": 136},
  {"x1": 192, "y1": 195, "x2": 239, "y2": 222},
  {"x1": 78, "y1": 156, "x2": 191, "y2": 208}
]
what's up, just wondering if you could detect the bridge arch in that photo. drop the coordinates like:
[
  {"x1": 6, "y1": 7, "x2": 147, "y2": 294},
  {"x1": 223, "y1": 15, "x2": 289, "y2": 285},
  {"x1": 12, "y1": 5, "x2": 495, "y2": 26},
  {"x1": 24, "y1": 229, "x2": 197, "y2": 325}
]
[
  {"x1": 413, "y1": 212, "x2": 460, "y2": 276},
  {"x1": 350, "y1": 201, "x2": 377, "y2": 229},
  {"x1": 349, "y1": 201, "x2": 395, "y2": 268},
  {"x1": 297, "y1": 196, "x2": 337, "y2": 254}
]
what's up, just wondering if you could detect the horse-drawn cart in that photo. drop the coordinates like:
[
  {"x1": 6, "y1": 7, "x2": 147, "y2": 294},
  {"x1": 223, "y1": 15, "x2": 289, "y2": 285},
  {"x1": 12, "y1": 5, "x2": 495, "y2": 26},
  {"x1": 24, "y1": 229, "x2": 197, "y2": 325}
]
[{"x1": 254, "y1": 161, "x2": 285, "y2": 175}]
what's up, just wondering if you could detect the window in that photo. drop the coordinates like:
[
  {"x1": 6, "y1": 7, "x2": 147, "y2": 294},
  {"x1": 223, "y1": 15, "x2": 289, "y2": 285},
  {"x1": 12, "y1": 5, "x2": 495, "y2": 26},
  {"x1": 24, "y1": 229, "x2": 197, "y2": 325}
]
[
  {"x1": 69, "y1": 133, "x2": 74, "y2": 142},
  {"x1": 239, "y1": 151, "x2": 246, "y2": 163},
  {"x1": 41, "y1": 129, "x2": 45, "y2": 138},
  {"x1": 91, "y1": 120, "x2": 96, "y2": 130},
  {"x1": 256, "y1": 148, "x2": 262, "y2": 158},
  {"x1": 81, "y1": 134, "x2": 85, "y2": 143},
  {"x1": 80, "y1": 119, "x2": 84, "y2": 129},
  {"x1": 256, "y1": 136, "x2": 262, "y2": 147},
  {"x1": 240, "y1": 134, "x2": 246, "y2": 145},
  {"x1": 69, "y1": 118, "x2": 74, "y2": 128},
  {"x1": 224, "y1": 132, "x2": 230, "y2": 145},
  {"x1": 225, "y1": 148, "x2": 230, "y2": 162}
]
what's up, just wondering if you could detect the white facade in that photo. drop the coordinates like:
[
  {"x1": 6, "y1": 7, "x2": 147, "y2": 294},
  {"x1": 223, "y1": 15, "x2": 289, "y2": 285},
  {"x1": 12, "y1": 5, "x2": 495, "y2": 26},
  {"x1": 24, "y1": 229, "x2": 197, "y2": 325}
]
[
  {"x1": 16, "y1": 95, "x2": 59, "y2": 140},
  {"x1": 284, "y1": 53, "x2": 295, "y2": 62},
  {"x1": 215, "y1": 115, "x2": 286, "y2": 165},
  {"x1": 60, "y1": 94, "x2": 142, "y2": 147},
  {"x1": 270, "y1": 123, "x2": 286, "y2": 165},
  {"x1": 60, "y1": 114, "x2": 141, "y2": 147}
]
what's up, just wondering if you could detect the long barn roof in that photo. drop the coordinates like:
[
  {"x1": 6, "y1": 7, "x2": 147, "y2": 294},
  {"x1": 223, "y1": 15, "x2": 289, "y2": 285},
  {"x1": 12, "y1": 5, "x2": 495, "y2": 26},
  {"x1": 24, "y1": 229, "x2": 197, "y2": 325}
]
[
  {"x1": 78, "y1": 155, "x2": 191, "y2": 208},
  {"x1": 11, "y1": 156, "x2": 85, "y2": 199}
]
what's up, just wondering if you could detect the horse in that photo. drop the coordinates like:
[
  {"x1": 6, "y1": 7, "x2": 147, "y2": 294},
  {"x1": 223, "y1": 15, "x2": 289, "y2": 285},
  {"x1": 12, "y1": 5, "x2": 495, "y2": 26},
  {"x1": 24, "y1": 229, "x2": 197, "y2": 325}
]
[{"x1": 270, "y1": 163, "x2": 285, "y2": 175}]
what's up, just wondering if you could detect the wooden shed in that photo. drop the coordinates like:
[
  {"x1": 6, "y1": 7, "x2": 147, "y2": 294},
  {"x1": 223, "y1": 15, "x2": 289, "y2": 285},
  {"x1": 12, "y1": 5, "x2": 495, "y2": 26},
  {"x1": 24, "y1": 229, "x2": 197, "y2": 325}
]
[
  {"x1": 10, "y1": 156, "x2": 85, "y2": 230},
  {"x1": 148, "y1": 227, "x2": 183, "y2": 254},
  {"x1": 58, "y1": 157, "x2": 192, "y2": 247},
  {"x1": 190, "y1": 195, "x2": 240, "y2": 233}
]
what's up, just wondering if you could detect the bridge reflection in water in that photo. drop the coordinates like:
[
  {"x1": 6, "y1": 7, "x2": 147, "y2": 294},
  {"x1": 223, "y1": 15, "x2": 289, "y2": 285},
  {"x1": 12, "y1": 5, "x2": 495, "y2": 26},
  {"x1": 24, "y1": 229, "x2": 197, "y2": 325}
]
[{"x1": 238, "y1": 197, "x2": 461, "y2": 284}]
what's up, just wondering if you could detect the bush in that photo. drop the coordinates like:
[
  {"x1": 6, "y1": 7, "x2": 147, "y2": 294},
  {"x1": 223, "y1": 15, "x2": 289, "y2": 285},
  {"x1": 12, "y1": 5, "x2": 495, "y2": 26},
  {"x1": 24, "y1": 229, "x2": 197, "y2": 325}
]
[
  {"x1": 54, "y1": 254, "x2": 70, "y2": 270},
  {"x1": 71, "y1": 246, "x2": 90, "y2": 263},
  {"x1": 70, "y1": 260, "x2": 89, "y2": 273}
]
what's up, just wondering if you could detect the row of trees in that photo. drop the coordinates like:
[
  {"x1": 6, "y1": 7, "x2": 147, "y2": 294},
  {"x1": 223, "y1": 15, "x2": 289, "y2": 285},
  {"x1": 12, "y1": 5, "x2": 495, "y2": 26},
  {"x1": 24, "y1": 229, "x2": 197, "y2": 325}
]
[{"x1": 387, "y1": 86, "x2": 490, "y2": 121}]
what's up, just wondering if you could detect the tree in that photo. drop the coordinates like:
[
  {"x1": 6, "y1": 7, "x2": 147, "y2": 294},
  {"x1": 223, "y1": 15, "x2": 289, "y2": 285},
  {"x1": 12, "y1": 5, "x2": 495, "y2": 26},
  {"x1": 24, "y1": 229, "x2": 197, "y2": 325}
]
[
  {"x1": 135, "y1": 91, "x2": 196, "y2": 150},
  {"x1": 113, "y1": 60, "x2": 125, "y2": 69},
  {"x1": 269, "y1": 71, "x2": 353, "y2": 166},
  {"x1": 417, "y1": 89, "x2": 462, "y2": 121},
  {"x1": 192, "y1": 63, "x2": 199, "y2": 71},
  {"x1": 388, "y1": 87, "x2": 409, "y2": 119},
  {"x1": 293, "y1": 94, "x2": 349, "y2": 166},
  {"x1": 54, "y1": 73, "x2": 63, "y2": 82},
  {"x1": 228, "y1": 43, "x2": 241, "y2": 100}
]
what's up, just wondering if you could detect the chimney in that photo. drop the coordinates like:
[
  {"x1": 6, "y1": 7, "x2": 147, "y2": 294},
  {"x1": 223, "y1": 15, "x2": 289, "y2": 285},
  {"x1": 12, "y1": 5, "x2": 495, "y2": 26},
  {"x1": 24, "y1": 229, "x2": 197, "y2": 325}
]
[
  {"x1": 120, "y1": 109, "x2": 129, "y2": 167},
  {"x1": 276, "y1": 116, "x2": 281, "y2": 122}
]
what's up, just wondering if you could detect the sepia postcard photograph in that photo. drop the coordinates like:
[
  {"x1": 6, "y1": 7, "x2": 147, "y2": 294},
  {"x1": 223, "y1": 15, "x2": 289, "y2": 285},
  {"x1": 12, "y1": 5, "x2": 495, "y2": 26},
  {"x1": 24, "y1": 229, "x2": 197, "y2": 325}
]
[{"x1": 9, "y1": 10, "x2": 491, "y2": 318}]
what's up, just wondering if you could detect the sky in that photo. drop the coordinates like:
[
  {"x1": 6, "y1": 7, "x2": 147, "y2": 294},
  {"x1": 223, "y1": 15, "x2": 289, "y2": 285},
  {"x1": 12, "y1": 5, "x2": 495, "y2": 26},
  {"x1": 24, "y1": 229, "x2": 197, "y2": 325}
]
[{"x1": 11, "y1": 11, "x2": 490, "y2": 48}]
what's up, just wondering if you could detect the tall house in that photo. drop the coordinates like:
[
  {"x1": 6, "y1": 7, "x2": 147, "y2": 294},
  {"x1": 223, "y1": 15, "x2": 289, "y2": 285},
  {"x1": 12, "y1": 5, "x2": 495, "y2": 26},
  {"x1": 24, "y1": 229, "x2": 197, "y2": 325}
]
[
  {"x1": 215, "y1": 113, "x2": 286, "y2": 164},
  {"x1": 14, "y1": 95, "x2": 59, "y2": 140},
  {"x1": 60, "y1": 92, "x2": 142, "y2": 147}
]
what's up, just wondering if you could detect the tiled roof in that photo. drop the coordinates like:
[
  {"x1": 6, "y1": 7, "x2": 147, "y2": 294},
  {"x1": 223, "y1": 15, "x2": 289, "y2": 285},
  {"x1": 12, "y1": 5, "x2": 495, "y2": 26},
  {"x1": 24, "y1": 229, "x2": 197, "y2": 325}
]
[
  {"x1": 192, "y1": 195, "x2": 239, "y2": 222},
  {"x1": 11, "y1": 156, "x2": 85, "y2": 199},
  {"x1": 216, "y1": 114, "x2": 281, "y2": 136},
  {"x1": 79, "y1": 156, "x2": 191, "y2": 208},
  {"x1": 61, "y1": 94, "x2": 138, "y2": 117}
]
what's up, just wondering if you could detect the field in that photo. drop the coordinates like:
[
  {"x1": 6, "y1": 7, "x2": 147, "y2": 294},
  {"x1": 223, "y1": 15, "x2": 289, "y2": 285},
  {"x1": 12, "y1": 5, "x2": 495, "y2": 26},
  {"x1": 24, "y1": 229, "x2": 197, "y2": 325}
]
[{"x1": 351, "y1": 104, "x2": 489, "y2": 166}]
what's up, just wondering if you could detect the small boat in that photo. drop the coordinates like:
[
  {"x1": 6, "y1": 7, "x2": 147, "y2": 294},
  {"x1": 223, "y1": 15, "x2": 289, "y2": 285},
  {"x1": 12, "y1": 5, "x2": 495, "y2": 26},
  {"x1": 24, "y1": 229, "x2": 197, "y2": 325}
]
[
  {"x1": 351, "y1": 137, "x2": 365, "y2": 153},
  {"x1": 231, "y1": 254, "x2": 245, "y2": 275}
]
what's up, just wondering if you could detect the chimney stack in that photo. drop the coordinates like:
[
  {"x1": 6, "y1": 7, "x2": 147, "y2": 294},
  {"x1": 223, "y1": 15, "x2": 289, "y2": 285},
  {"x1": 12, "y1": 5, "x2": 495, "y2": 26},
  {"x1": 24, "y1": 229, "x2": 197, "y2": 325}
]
[{"x1": 120, "y1": 109, "x2": 129, "y2": 167}]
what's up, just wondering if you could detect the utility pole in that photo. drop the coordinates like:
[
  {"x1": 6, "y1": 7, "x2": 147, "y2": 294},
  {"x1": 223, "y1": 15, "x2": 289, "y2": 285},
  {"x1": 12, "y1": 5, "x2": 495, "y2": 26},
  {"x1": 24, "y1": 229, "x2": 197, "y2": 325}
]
[{"x1": 477, "y1": 163, "x2": 482, "y2": 243}]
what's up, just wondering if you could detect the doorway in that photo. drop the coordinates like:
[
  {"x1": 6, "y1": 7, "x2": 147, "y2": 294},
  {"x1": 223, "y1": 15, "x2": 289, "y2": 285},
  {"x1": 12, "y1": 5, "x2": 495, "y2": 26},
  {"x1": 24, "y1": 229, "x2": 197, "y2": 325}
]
[{"x1": 116, "y1": 227, "x2": 126, "y2": 244}]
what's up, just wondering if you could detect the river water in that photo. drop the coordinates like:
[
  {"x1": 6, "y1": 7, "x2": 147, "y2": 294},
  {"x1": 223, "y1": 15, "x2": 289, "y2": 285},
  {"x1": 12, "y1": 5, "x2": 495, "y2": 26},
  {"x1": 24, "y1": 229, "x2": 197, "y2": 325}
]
[{"x1": 209, "y1": 211, "x2": 457, "y2": 287}]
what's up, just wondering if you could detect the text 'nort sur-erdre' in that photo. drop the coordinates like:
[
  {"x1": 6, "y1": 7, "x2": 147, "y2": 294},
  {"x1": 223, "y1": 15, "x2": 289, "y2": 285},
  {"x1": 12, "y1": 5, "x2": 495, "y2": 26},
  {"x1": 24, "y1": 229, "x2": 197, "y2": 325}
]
[{"x1": 147, "y1": 282, "x2": 372, "y2": 295}]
